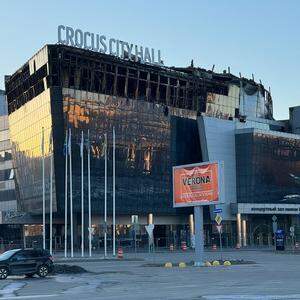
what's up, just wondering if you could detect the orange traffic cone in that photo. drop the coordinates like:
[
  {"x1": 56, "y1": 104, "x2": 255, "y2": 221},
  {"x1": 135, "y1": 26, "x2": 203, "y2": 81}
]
[
  {"x1": 117, "y1": 247, "x2": 123, "y2": 259},
  {"x1": 181, "y1": 241, "x2": 187, "y2": 251},
  {"x1": 212, "y1": 244, "x2": 217, "y2": 251}
]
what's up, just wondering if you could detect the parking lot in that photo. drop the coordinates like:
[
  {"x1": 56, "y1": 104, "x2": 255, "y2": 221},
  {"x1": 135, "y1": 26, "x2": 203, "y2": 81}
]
[{"x1": 0, "y1": 249, "x2": 299, "y2": 299}]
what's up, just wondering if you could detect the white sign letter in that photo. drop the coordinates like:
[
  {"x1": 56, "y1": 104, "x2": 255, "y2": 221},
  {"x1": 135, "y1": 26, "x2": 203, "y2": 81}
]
[{"x1": 58, "y1": 25, "x2": 66, "y2": 44}]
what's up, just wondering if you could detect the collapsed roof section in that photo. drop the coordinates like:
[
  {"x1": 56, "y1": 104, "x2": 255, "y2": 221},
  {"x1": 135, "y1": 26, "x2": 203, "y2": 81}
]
[{"x1": 5, "y1": 44, "x2": 273, "y2": 121}]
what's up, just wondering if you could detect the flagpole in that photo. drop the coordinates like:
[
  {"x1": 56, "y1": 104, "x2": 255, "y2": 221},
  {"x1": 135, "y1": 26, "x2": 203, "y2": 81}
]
[
  {"x1": 104, "y1": 133, "x2": 107, "y2": 258},
  {"x1": 88, "y1": 129, "x2": 92, "y2": 257},
  {"x1": 64, "y1": 130, "x2": 68, "y2": 258},
  {"x1": 69, "y1": 128, "x2": 74, "y2": 258},
  {"x1": 113, "y1": 127, "x2": 116, "y2": 256},
  {"x1": 49, "y1": 132, "x2": 53, "y2": 255},
  {"x1": 81, "y1": 131, "x2": 84, "y2": 257},
  {"x1": 42, "y1": 127, "x2": 46, "y2": 250}
]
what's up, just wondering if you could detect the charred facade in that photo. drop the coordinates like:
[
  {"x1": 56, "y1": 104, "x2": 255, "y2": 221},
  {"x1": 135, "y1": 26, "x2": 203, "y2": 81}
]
[
  {"x1": 5, "y1": 44, "x2": 273, "y2": 217},
  {"x1": 5, "y1": 44, "x2": 283, "y2": 247}
]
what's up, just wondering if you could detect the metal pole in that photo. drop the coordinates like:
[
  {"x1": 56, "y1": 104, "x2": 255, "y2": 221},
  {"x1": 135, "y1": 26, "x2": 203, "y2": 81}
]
[
  {"x1": 42, "y1": 127, "x2": 46, "y2": 250},
  {"x1": 81, "y1": 131, "x2": 84, "y2": 257},
  {"x1": 49, "y1": 141, "x2": 53, "y2": 255},
  {"x1": 134, "y1": 229, "x2": 137, "y2": 254},
  {"x1": 104, "y1": 133, "x2": 107, "y2": 258},
  {"x1": 219, "y1": 231, "x2": 223, "y2": 261},
  {"x1": 113, "y1": 127, "x2": 116, "y2": 256},
  {"x1": 69, "y1": 128, "x2": 73, "y2": 258},
  {"x1": 237, "y1": 213, "x2": 242, "y2": 248},
  {"x1": 242, "y1": 219, "x2": 247, "y2": 247},
  {"x1": 194, "y1": 206, "x2": 204, "y2": 266},
  {"x1": 64, "y1": 130, "x2": 68, "y2": 258},
  {"x1": 88, "y1": 129, "x2": 92, "y2": 257}
]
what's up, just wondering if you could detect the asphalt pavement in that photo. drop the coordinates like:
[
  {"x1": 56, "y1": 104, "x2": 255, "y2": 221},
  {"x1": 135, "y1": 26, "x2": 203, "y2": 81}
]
[{"x1": 0, "y1": 249, "x2": 300, "y2": 299}]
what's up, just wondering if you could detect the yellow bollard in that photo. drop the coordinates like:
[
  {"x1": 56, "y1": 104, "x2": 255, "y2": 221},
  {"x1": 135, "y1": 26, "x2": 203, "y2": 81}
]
[
  {"x1": 223, "y1": 260, "x2": 231, "y2": 266},
  {"x1": 178, "y1": 262, "x2": 186, "y2": 268},
  {"x1": 164, "y1": 262, "x2": 173, "y2": 268},
  {"x1": 212, "y1": 260, "x2": 220, "y2": 266},
  {"x1": 204, "y1": 261, "x2": 212, "y2": 267}
]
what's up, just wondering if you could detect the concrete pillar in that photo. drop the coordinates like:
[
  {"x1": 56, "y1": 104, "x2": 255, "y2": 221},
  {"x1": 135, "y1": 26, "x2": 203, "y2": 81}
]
[
  {"x1": 148, "y1": 213, "x2": 153, "y2": 225},
  {"x1": 236, "y1": 213, "x2": 242, "y2": 248},
  {"x1": 242, "y1": 219, "x2": 247, "y2": 247},
  {"x1": 194, "y1": 206, "x2": 204, "y2": 266}
]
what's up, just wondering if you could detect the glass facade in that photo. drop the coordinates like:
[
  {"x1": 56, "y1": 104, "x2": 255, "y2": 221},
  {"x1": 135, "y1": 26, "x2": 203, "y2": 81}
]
[
  {"x1": 52, "y1": 88, "x2": 200, "y2": 215},
  {"x1": 0, "y1": 91, "x2": 17, "y2": 211},
  {"x1": 236, "y1": 130, "x2": 300, "y2": 204},
  {"x1": 8, "y1": 89, "x2": 55, "y2": 213}
]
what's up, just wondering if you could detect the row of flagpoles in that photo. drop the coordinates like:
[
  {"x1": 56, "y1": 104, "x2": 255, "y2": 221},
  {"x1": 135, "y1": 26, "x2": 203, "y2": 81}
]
[{"x1": 41, "y1": 126, "x2": 116, "y2": 257}]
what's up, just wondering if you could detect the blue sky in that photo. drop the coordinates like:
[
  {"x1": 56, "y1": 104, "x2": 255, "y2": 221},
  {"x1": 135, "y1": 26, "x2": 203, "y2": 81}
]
[{"x1": 0, "y1": 0, "x2": 299, "y2": 119}]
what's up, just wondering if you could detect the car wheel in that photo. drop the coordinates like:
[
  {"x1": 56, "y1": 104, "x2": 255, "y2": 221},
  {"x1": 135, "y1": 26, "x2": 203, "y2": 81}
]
[
  {"x1": 25, "y1": 273, "x2": 35, "y2": 278},
  {"x1": 37, "y1": 265, "x2": 49, "y2": 278},
  {"x1": 0, "y1": 267, "x2": 8, "y2": 280}
]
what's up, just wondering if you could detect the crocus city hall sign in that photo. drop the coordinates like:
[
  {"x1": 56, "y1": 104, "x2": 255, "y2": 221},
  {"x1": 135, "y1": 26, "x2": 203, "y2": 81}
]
[{"x1": 57, "y1": 25, "x2": 163, "y2": 66}]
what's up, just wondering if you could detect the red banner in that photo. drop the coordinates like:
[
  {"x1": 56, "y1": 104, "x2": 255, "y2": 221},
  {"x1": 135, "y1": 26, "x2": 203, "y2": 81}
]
[{"x1": 173, "y1": 162, "x2": 219, "y2": 207}]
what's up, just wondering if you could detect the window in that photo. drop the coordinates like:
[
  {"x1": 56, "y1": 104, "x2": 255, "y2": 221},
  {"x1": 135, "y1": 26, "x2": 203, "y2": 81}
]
[{"x1": 13, "y1": 251, "x2": 26, "y2": 261}]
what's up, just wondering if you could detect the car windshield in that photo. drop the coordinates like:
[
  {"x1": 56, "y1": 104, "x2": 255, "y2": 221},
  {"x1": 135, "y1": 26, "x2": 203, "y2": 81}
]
[{"x1": 0, "y1": 249, "x2": 21, "y2": 260}]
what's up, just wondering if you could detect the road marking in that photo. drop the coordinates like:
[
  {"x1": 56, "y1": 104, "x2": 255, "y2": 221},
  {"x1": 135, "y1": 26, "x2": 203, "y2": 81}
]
[
  {"x1": 0, "y1": 294, "x2": 58, "y2": 299},
  {"x1": 0, "y1": 282, "x2": 26, "y2": 297},
  {"x1": 203, "y1": 295, "x2": 300, "y2": 299}
]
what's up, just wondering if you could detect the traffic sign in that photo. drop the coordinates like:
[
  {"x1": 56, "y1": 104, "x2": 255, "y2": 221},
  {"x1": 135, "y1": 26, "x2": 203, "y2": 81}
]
[
  {"x1": 88, "y1": 227, "x2": 95, "y2": 234},
  {"x1": 272, "y1": 215, "x2": 277, "y2": 222},
  {"x1": 215, "y1": 214, "x2": 222, "y2": 225},
  {"x1": 216, "y1": 225, "x2": 222, "y2": 233},
  {"x1": 131, "y1": 215, "x2": 139, "y2": 224},
  {"x1": 213, "y1": 208, "x2": 222, "y2": 214},
  {"x1": 272, "y1": 222, "x2": 277, "y2": 234},
  {"x1": 145, "y1": 224, "x2": 155, "y2": 236}
]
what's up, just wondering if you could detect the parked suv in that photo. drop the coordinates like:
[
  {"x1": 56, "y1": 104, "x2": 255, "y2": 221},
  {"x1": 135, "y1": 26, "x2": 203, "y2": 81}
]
[{"x1": 0, "y1": 248, "x2": 54, "y2": 279}]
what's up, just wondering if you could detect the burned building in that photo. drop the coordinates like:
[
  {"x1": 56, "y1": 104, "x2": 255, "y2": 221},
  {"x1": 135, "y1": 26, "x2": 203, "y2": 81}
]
[{"x1": 5, "y1": 43, "x2": 299, "y2": 249}]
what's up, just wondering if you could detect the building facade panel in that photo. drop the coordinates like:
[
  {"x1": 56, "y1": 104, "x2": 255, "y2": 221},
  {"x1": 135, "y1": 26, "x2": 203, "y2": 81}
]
[
  {"x1": 0, "y1": 90, "x2": 17, "y2": 213},
  {"x1": 8, "y1": 88, "x2": 55, "y2": 213},
  {"x1": 53, "y1": 87, "x2": 200, "y2": 216},
  {"x1": 236, "y1": 129, "x2": 300, "y2": 204}
]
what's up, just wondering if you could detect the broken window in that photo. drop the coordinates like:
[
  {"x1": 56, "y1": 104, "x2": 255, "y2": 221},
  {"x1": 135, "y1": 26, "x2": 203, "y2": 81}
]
[
  {"x1": 127, "y1": 78, "x2": 137, "y2": 99},
  {"x1": 116, "y1": 75, "x2": 126, "y2": 97}
]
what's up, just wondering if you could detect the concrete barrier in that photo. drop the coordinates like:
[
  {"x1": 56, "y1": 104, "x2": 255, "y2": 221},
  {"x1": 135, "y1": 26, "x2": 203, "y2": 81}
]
[
  {"x1": 223, "y1": 260, "x2": 231, "y2": 266},
  {"x1": 212, "y1": 260, "x2": 220, "y2": 266},
  {"x1": 204, "y1": 261, "x2": 212, "y2": 267}
]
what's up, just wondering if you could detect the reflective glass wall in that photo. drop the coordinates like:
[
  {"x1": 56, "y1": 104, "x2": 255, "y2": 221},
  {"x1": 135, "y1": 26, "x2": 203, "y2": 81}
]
[
  {"x1": 8, "y1": 89, "x2": 56, "y2": 213},
  {"x1": 55, "y1": 88, "x2": 200, "y2": 215},
  {"x1": 236, "y1": 131, "x2": 300, "y2": 204},
  {"x1": 0, "y1": 91, "x2": 17, "y2": 211}
]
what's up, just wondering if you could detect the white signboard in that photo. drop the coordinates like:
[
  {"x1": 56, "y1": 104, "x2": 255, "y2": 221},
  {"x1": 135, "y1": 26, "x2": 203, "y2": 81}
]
[
  {"x1": 145, "y1": 224, "x2": 154, "y2": 237},
  {"x1": 58, "y1": 25, "x2": 163, "y2": 66},
  {"x1": 216, "y1": 225, "x2": 222, "y2": 233},
  {"x1": 131, "y1": 215, "x2": 139, "y2": 224},
  {"x1": 238, "y1": 203, "x2": 300, "y2": 215}
]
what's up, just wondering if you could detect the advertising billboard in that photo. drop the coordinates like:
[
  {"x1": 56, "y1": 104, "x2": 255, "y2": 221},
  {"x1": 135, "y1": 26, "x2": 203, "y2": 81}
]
[{"x1": 173, "y1": 162, "x2": 222, "y2": 207}]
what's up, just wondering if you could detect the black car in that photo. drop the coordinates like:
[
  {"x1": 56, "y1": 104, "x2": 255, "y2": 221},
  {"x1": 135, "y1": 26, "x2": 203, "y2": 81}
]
[{"x1": 0, "y1": 248, "x2": 54, "y2": 279}]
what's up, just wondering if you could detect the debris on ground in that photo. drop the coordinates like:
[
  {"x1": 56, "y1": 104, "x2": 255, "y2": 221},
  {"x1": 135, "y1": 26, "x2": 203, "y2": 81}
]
[{"x1": 53, "y1": 264, "x2": 89, "y2": 274}]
